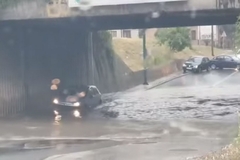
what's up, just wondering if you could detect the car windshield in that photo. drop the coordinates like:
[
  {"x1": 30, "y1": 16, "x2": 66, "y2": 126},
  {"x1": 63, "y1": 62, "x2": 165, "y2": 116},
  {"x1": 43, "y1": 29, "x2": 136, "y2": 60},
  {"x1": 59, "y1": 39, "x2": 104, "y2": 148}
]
[
  {"x1": 59, "y1": 85, "x2": 87, "y2": 95},
  {"x1": 187, "y1": 57, "x2": 202, "y2": 63},
  {"x1": 63, "y1": 88, "x2": 77, "y2": 95}
]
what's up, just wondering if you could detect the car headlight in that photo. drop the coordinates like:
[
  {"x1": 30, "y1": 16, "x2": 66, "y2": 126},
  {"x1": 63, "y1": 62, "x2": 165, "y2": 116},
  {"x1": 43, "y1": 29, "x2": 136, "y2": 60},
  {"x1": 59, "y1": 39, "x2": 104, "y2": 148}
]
[
  {"x1": 78, "y1": 92, "x2": 86, "y2": 97},
  {"x1": 193, "y1": 65, "x2": 198, "y2": 68},
  {"x1": 53, "y1": 99, "x2": 59, "y2": 104},
  {"x1": 73, "y1": 110, "x2": 81, "y2": 117},
  {"x1": 54, "y1": 110, "x2": 59, "y2": 115},
  {"x1": 182, "y1": 64, "x2": 186, "y2": 67},
  {"x1": 73, "y1": 102, "x2": 80, "y2": 107}
]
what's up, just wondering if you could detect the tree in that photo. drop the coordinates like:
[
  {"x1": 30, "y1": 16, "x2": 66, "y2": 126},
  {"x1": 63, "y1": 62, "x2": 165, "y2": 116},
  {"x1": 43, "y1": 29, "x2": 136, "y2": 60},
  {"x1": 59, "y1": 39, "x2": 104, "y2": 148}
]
[{"x1": 155, "y1": 27, "x2": 191, "y2": 52}]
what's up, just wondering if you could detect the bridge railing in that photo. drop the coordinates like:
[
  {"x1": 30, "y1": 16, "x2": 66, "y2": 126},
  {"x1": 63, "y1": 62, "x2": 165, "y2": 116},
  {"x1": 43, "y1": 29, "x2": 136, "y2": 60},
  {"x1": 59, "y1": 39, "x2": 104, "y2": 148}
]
[{"x1": 217, "y1": 0, "x2": 240, "y2": 9}]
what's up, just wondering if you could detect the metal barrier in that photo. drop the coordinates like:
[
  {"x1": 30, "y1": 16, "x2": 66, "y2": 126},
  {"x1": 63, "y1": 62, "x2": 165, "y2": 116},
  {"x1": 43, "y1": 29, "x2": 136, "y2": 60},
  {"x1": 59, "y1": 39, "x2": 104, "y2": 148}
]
[{"x1": 217, "y1": 0, "x2": 240, "y2": 9}]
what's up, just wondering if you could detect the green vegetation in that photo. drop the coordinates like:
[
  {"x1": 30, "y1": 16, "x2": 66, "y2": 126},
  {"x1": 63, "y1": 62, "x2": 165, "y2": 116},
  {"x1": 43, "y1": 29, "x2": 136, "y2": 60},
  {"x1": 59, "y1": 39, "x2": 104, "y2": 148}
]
[
  {"x1": 97, "y1": 31, "x2": 114, "y2": 54},
  {"x1": 155, "y1": 28, "x2": 191, "y2": 52}
]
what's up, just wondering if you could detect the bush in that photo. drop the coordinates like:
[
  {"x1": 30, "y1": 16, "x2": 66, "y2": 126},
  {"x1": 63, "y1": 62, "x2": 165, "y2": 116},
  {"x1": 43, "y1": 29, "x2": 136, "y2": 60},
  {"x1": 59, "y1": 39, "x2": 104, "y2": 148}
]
[{"x1": 155, "y1": 27, "x2": 191, "y2": 52}]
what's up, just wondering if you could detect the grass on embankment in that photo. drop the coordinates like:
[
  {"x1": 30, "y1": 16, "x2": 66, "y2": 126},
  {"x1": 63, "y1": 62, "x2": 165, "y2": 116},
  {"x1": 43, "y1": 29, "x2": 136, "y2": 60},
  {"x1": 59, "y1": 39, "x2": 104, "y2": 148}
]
[{"x1": 112, "y1": 38, "x2": 228, "y2": 72}]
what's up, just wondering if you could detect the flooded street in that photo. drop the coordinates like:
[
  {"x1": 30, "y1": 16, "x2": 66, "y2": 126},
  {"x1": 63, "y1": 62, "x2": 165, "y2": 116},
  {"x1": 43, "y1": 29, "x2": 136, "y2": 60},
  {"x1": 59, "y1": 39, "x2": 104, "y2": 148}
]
[
  {"x1": 0, "y1": 70, "x2": 239, "y2": 160},
  {"x1": 101, "y1": 70, "x2": 240, "y2": 121}
]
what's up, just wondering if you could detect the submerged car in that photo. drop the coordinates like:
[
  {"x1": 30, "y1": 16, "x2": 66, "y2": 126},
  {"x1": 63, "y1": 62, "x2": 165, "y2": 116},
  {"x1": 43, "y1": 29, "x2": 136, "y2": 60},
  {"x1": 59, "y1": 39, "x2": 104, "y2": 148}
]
[
  {"x1": 209, "y1": 54, "x2": 240, "y2": 70},
  {"x1": 182, "y1": 56, "x2": 210, "y2": 73},
  {"x1": 52, "y1": 85, "x2": 102, "y2": 120}
]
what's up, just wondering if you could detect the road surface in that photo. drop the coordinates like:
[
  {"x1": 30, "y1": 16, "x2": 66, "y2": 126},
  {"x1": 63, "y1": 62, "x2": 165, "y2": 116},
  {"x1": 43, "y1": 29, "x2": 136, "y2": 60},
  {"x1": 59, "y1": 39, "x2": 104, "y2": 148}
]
[
  {"x1": 0, "y1": 69, "x2": 239, "y2": 160},
  {"x1": 103, "y1": 70, "x2": 240, "y2": 121}
]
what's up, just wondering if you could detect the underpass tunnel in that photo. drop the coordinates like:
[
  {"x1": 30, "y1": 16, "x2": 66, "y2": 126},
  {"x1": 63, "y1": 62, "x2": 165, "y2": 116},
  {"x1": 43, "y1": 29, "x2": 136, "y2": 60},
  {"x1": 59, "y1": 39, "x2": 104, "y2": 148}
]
[
  {"x1": 23, "y1": 26, "x2": 90, "y2": 115},
  {"x1": 0, "y1": 23, "x2": 91, "y2": 116},
  {"x1": 0, "y1": 20, "x2": 133, "y2": 117},
  {"x1": 0, "y1": 18, "x2": 186, "y2": 117}
]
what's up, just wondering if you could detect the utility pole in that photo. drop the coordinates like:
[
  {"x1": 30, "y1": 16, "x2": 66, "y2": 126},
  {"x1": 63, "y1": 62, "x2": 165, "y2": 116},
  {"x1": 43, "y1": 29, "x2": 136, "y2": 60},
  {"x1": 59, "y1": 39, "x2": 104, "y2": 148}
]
[
  {"x1": 211, "y1": 25, "x2": 215, "y2": 57},
  {"x1": 142, "y1": 29, "x2": 148, "y2": 85},
  {"x1": 88, "y1": 32, "x2": 94, "y2": 85}
]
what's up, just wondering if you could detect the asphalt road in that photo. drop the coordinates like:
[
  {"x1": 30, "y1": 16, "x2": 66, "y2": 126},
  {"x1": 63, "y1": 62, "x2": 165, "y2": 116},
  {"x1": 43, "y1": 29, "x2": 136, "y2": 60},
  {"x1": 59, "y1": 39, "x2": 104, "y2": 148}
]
[
  {"x1": 103, "y1": 69, "x2": 240, "y2": 121},
  {"x1": 0, "y1": 69, "x2": 239, "y2": 160},
  {"x1": 159, "y1": 69, "x2": 239, "y2": 88}
]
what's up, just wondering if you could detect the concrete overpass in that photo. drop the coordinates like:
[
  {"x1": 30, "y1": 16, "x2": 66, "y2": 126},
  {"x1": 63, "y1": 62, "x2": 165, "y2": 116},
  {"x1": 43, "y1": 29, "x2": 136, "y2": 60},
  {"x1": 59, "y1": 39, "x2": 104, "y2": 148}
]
[{"x1": 0, "y1": 0, "x2": 240, "y2": 29}]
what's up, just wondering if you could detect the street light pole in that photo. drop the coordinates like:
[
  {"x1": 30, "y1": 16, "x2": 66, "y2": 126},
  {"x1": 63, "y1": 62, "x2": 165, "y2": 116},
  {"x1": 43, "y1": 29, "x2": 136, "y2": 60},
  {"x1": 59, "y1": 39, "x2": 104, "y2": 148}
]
[
  {"x1": 211, "y1": 25, "x2": 215, "y2": 56},
  {"x1": 88, "y1": 32, "x2": 94, "y2": 85},
  {"x1": 142, "y1": 29, "x2": 148, "y2": 85}
]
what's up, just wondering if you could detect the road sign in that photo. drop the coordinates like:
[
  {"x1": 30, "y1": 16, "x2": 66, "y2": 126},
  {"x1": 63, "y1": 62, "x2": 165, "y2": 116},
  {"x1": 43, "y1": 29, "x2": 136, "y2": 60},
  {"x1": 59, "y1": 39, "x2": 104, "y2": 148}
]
[{"x1": 221, "y1": 31, "x2": 227, "y2": 38}]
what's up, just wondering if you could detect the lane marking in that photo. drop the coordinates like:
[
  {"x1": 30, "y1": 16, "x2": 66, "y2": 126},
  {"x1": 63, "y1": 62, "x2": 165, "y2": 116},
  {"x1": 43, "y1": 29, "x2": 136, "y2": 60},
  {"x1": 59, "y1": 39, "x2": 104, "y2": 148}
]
[{"x1": 212, "y1": 71, "x2": 238, "y2": 87}]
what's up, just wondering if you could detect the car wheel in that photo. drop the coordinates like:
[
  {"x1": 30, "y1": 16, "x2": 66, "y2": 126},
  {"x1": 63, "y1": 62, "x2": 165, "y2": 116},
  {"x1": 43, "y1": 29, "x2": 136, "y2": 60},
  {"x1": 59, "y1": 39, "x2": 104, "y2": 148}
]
[
  {"x1": 206, "y1": 66, "x2": 210, "y2": 72},
  {"x1": 237, "y1": 65, "x2": 240, "y2": 70},
  {"x1": 211, "y1": 64, "x2": 216, "y2": 70},
  {"x1": 219, "y1": 67, "x2": 223, "y2": 70},
  {"x1": 197, "y1": 67, "x2": 202, "y2": 73},
  {"x1": 99, "y1": 99, "x2": 103, "y2": 105}
]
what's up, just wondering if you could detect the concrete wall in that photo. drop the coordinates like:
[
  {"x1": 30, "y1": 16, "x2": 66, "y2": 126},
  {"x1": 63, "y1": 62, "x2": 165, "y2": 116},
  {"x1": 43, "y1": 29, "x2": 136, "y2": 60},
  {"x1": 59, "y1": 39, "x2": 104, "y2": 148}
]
[
  {"x1": 0, "y1": 1, "x2": 188, "y2": 19},
  {"x1": 0, "y1": 0, "x2": 220, "y2": 20},
  {"x1": 0, "y1": 25, "x2": 26, "y2": 117},
  {"x1": 0, "y1": 24, "x2": 127, "y2": 115},
  {"x1": 188, "y1": 0, "x2": 216, "y2": 10},
  {"x1": 115, "y1": 59, "x2": 184, "y2": 91},
  {"x1": 0, "y1": 23, "x2": 91, "y2": 114}
]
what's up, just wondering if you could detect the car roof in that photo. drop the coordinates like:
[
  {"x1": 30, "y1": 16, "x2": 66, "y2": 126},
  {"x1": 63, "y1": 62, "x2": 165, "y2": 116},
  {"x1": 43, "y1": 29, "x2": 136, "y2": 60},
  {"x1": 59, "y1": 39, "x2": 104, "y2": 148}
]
[
  {"x1": 189, "y1": 56, "x2": 205, "y2": 58},
  {"x1": 191, "y1": 55, "x2": 204, "y2": 57},
  {"x1": 88, "y1": 85, "x2": 97, "y2": 88},
  {"x1": 217, "y1": 54, "x2": 236, "y2": 57}
]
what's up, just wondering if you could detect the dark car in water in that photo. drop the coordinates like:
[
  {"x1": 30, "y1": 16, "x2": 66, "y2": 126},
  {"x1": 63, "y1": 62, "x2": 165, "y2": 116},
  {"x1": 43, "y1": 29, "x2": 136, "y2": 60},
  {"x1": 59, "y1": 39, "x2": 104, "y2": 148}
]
[
  {"x1": 209, "y1": 54, "x2": 240, "y2": 70},
  {"x1": 52, "y1": 85, "x2": 102, "y2": 120},
  {"x1": 182, "y1": 56, "x2": 210, "y2": 73}
]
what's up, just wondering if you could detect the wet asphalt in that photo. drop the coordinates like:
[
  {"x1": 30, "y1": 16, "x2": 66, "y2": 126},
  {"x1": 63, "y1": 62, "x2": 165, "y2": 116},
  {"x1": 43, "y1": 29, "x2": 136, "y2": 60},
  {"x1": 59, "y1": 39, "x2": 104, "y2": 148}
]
[
  {"x1": 102, "y1": 69, "x2": 240, "y2": 121},
  {"x1": 0, "y1": 69, "x2": 240, "y2": 160}
]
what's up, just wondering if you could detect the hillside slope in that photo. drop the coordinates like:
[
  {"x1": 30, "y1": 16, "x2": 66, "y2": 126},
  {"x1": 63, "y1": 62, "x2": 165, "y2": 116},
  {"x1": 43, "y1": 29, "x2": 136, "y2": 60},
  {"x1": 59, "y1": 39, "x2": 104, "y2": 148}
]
[{"x1": 112, "y1": 38, "x2": 229, "y2": 71}]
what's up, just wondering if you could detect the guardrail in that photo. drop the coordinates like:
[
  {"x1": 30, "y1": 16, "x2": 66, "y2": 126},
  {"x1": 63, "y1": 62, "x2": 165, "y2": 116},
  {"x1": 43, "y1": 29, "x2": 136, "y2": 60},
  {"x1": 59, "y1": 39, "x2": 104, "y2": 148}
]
[{"x1": 217, "y1": 0, "x2": 240, "y2": 9}]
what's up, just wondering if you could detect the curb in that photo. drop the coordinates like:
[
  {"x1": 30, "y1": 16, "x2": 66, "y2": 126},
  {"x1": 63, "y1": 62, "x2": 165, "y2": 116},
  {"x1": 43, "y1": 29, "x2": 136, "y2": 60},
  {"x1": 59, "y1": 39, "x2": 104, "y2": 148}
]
[{"x1": 147, "y1": 73, "x2": 189, "y2": 90}]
